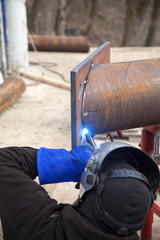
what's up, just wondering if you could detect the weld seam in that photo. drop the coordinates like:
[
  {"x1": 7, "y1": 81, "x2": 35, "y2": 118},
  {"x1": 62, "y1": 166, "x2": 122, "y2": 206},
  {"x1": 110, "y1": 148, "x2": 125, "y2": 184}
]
[{"x1": 120, "y1": 62, "x2": 131, "y2": 129}]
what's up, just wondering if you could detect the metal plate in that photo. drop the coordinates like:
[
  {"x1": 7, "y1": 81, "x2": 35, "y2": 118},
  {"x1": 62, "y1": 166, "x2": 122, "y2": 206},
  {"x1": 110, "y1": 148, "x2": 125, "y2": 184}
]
[{"x1": 71, "y1": 42, "x2": 110, "y2": 148}]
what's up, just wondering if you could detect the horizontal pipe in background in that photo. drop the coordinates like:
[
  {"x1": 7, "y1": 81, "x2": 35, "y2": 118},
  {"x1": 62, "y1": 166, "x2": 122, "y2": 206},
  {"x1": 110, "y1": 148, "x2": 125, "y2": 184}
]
[{"x1": 28, "y1": 35, "x2": 89, "y2": 52}]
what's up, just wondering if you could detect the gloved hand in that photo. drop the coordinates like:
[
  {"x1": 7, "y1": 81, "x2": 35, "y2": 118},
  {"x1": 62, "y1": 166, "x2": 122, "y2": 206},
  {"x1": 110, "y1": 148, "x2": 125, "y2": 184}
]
[{"x1": 37, "y1": 144, "x2": 94, "y2": 185}]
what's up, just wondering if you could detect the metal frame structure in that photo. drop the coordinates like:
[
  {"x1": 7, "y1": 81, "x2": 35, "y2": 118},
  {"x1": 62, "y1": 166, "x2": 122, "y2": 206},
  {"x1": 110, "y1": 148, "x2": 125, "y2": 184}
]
[{"x1": 71, "y1": 41, "x2": 110, "y2": 148}]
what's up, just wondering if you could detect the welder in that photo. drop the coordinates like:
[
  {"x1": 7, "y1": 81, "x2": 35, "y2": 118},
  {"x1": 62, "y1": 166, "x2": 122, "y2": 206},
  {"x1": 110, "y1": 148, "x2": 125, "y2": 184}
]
[{"x1": 0, "y1": 141, "x2": 159, "y2": 240}]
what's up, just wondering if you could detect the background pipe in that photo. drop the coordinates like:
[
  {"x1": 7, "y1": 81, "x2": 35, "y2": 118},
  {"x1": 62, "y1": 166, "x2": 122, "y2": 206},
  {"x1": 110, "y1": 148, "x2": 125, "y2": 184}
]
[
  {"x1": 28, "y1": 35, "x2": 89, "y2": 52},
  {"x1": 0, "y1": 77, "x2": 25, "y2": 113}
]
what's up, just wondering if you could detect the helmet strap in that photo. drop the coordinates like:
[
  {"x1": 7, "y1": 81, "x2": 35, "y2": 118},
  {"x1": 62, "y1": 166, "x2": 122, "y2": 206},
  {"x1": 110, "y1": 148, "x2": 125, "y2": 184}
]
[{"x1": 95, "y1": 169, "x2": 153, "y2": 236}]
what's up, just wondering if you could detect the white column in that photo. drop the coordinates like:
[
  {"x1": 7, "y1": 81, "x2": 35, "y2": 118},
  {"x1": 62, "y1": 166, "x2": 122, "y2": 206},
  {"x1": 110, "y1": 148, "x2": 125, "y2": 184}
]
[{"x1": 5, "y1": 0, "x2": 28, "y2": 72}]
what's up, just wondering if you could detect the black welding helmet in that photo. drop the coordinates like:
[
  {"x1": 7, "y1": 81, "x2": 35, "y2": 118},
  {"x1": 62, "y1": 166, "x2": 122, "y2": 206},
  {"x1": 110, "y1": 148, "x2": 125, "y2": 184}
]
[
  {"x1": 80, "y1": 141, "x2": 159, "y2": 198},
  {"x1": 78, "y1": 141, "x2": 160, "y2": 236}
]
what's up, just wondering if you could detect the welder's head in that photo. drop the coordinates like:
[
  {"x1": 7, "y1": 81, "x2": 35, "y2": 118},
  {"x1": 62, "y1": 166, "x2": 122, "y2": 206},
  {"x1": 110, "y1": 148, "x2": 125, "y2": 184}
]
[{"x1": 77, "y1": 142, "x2": 160, "y2": 237}]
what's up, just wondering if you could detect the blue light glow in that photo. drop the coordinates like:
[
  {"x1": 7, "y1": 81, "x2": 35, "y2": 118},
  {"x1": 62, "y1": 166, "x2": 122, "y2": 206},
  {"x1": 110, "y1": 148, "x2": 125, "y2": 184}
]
[{"x1": 82, "y1": 128, "x2": 89, "y2": 137}]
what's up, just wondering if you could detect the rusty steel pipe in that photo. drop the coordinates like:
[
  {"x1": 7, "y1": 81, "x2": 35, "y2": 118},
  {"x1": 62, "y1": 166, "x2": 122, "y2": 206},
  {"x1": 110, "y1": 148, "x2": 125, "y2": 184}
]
[
  {"x1": 28, "y1": 35, "x2": 89, "y2": 52},
  {"x1": 0, "y1": 77, "x2": 25, "y2": 114},
  {"x1": 82, "y1": 58, "x2": 160, "y2": 136}
]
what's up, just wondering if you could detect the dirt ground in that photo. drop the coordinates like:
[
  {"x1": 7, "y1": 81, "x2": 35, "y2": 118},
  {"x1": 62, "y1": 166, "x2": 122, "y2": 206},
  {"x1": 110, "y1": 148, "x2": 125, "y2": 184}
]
[{"x1": 0, "y1": 46, "x2": 160, "y2": 239}]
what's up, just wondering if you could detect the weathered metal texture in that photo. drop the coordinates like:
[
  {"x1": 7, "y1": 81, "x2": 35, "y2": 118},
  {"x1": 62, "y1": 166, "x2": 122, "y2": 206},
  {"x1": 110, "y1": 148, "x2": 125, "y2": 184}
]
[
  {"x1": 71, "y1": 42, "x2": 110, "y2": 148},
  {"x1": 152, "y1": 202, "x2": 160, "y2": 217},
  {"x1": 29, "y1": 35, "x2": 89, "y2": 52},
  {"x1": 0, "y1": 77, "x2": 25, "y2": 113},
  {"x1": 82, "y1": 58, "x2": 160, "y2": 136}
]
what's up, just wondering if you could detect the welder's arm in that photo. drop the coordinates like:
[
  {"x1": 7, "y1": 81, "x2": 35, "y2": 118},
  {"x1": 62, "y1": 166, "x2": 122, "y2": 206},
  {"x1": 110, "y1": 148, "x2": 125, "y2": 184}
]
[{"x1": 37, "y1": 144, "x2": 93, "y2": 185}]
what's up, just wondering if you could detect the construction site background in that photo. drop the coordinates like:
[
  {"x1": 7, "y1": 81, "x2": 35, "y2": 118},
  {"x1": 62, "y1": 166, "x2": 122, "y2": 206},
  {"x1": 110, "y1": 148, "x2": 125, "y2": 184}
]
[
  {"x1": 0, "y1": 46, "x2": 159, "y2": 239},
  {"x1": 27, "y1": 0, "x2": 160, "y2": 47},
  {"x1": 0, "y1": 0, "x2": 160, "y2": 239}
]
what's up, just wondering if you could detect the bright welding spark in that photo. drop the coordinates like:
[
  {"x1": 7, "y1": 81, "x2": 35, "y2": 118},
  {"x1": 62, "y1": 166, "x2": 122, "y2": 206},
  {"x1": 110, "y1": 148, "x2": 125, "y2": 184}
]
[{"x1": 82, "y1": 128, "x2": 89, "y2": 137}]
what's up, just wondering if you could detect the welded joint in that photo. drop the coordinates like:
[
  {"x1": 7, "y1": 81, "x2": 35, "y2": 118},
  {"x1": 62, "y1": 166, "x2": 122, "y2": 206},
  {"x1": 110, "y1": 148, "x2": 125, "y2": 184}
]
[{"x1": 81, "y1": 62, "x2": 94, "y2": 125}]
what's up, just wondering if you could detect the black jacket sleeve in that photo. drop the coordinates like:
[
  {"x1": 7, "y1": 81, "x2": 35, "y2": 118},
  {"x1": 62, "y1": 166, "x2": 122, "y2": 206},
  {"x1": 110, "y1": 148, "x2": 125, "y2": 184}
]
[{"x1": 0, "y1": 147, "x2": 62, "y2": 240}]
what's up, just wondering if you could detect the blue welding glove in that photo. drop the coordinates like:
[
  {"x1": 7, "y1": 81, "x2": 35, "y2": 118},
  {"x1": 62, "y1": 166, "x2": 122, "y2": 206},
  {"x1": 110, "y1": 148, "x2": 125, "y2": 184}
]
[{"x1": 37, "y1": 144, "x2": 94, "y2": 185}]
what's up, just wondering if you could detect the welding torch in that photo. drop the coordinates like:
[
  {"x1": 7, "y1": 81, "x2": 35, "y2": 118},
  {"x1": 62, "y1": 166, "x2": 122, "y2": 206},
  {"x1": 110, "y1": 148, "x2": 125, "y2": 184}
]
[{"x1": 82, "y1": 128, "x2": 97, "y2": 149}]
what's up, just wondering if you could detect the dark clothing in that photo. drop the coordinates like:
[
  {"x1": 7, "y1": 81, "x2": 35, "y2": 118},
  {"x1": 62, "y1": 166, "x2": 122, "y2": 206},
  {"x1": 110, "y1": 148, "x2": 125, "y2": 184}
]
[{"x1": 0, "y1": 147, "x2": 139, "y2": 240}]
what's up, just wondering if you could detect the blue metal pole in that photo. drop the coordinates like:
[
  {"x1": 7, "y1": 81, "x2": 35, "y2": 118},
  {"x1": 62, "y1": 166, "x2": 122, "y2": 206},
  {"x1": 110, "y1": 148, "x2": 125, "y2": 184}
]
[
  {"x1": 1, "y1": 0, "x2": 8, "y2": 69},
  {"x1": 0, "y1": 0, "x2": 5, "y2": 76}
]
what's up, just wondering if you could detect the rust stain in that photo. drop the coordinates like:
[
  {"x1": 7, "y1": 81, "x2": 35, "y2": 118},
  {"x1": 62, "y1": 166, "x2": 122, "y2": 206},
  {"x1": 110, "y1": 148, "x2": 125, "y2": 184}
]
[
  {"x1": 53, "y1": 38, "x2": 59, "y2": 46},
  {"x1": 61, "y1": 36, "x2": 66, "y2": 46},
  {"x1": 71, "y1": 38, "x2": 76, "y2": 47}
]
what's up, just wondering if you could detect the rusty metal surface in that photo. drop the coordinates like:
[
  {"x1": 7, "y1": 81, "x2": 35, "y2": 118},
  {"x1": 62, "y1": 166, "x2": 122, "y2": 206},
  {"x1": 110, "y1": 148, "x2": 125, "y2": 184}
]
[
  {"x1": 0, "y1": 77, "x2": 25, "y2": 114},
  {"x1": 82, "y1": 58, "x2": 160, "y2": 136},
  {"x1": 152, "y1": 202, "x2": 160, "y2": 217},
  {"x1": 29, "y1": 35, "x2": 89, "y2": 52},
  {"x1": 143, "y1": 125, "x2": 160, "y2": 135},
  {"x1": 71, "y1": 42, "x2": 110, "y2": 148}
]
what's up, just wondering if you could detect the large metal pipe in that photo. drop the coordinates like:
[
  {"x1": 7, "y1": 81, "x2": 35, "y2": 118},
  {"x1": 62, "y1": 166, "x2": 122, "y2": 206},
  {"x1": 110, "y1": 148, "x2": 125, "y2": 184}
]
[
  {"x1": 82, "y1": 58, "x2": 160, "y2": 136},
  {"x1": 28, "y1": 35, "x2": 89, "y2": 52}
]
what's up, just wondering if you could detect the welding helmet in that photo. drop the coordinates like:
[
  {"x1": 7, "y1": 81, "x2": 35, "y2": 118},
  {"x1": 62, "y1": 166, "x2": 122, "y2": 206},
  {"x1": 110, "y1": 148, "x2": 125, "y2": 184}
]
[{"x1": 78, "y1": 141, "x2": 160, "y2": 236}]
